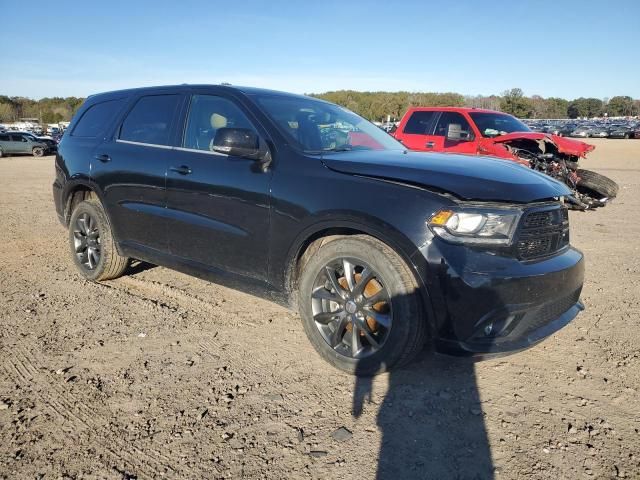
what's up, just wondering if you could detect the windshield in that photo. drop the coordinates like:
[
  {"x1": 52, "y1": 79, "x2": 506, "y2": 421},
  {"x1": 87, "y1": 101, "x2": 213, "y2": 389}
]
[
  {"x1": 468, "y1": 112, "x2": 531, "y2": 137},
  {"x1": 254, "y1": 94, "x2": 404, "y2": 153}
]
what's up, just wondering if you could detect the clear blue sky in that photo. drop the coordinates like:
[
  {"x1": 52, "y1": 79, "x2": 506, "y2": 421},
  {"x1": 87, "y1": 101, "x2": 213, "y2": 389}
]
[{"x1": 1, "y1": 0, "x2": 638, "y2": 100}]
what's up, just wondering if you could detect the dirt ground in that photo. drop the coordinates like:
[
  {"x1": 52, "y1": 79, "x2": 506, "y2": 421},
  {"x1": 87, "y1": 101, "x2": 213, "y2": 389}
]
[{"x1": 0, "y1": 139, "x2": 639, "y2": 480}]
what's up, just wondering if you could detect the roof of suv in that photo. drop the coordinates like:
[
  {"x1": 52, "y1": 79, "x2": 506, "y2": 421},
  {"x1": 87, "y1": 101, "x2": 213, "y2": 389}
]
[{"x1": 86, "y1": 84, "x2": 318, "y2": 103}]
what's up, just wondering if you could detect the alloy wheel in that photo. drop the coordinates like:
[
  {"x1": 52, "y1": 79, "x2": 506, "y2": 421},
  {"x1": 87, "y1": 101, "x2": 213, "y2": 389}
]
[
  {"x1": 310, "y1": 257, "x2": 392, "y2": 359},
  {"x1": 73, "y1": 212, "x2": 101, "y2": 270}
]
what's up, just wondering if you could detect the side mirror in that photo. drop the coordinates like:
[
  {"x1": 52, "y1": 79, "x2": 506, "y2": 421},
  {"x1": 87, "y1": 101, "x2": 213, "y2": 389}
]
[
  {"x1": 212, "y1": 128, "x2": 262, "y2": 158},
  {"x1": 446, "y1": 123, "x2": 473, "y2": 142},
  {"x1": 212, "y1": 127, "x2": 272, "y2": 170}
]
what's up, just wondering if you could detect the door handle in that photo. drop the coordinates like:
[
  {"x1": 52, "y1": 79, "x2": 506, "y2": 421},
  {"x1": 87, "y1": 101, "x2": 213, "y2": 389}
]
[
  {"x1": 94, "y1": 154, "x2": 111, "y2": 163},
  {"x1": 426, "y1": 142, "x2": 435, "y2": 148},
  {"x1": 169, "y1": 165, "x2": 192, "y2": 175}
]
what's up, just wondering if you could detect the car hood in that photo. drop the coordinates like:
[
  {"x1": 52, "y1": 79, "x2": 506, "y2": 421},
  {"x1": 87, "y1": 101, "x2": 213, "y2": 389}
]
[
  {"x1": 491, "y1": 132, "x2": 595, "y2": 157},
  {"x1": 321, "y1": 150, "x2": 571, "y2": 203}
]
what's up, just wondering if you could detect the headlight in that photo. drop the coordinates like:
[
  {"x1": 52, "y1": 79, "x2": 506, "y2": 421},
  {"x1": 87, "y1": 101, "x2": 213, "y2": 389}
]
[{"x1": 428, "y1": 208, "x2": 521, "y2": 245}]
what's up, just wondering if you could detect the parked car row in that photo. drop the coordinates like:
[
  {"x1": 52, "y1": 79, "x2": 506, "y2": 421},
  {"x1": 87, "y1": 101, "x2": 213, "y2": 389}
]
[{"x1": 525, "y1": 119, "x2": 639, "y2": 139}]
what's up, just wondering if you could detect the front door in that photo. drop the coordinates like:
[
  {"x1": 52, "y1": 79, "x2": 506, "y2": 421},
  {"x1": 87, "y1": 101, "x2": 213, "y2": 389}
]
[
  {"x1": 430, "y1": 111, "x2": 477, "y2": 154},
  {"x1": 165, "y1": 93, "x2": 272, "y2": 280},
  {"x1": 395, "y1": 110, "x2": 439, "y2": 151}
]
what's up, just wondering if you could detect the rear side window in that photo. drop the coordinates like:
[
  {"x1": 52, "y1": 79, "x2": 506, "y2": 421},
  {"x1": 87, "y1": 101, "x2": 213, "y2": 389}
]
[
  {"x1": 72, "y1": 99, "x2": 125, "y2": 137},
  {"x1": 0, "y1": 134, "x2": 10, "y2": 141},
  {"x1": 403, "y1": 111, "x2": 437, "y2": 135},
  {"x1": 119, "y1": 95, "x2": 181, "y2": 146}
]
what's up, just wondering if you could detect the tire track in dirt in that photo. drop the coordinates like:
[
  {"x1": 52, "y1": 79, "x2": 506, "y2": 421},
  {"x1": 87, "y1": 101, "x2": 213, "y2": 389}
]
[
  {"x1": 109, "y1": 276, "x2": 314, "y2": 372},
  {"x1": 1, "y1": 343, "x2": 202, "y2": 479}
]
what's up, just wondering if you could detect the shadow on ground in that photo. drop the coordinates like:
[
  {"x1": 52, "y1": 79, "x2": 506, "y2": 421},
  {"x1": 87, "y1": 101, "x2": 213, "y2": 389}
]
[{"x1": 354, "y1": 351, "x2": 493, "y2": 479}]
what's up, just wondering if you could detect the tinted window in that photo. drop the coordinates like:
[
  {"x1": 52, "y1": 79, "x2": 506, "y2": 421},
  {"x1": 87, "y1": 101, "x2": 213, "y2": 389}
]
[
  {"x1": 183, "y1": 95, "x2": 256, "y2": 151},
  {"x1": 0, "y1": 134, "x2": 9, "y2": 141},
  {"x1": 120, "y1": 95, "x2": 180, "y2": 146},
  {"x1": 11, "y1": 134, "x2": 27, "y2": 142},
  {"x1": 403, "y1": 111, "x2": 437, "y2": 135},
  {"x1": 434, "y1": 112, "x2": 472, "y2": 137},
  {"x1": 72, "y1": 99, "x2": 125, "y2": 138}
]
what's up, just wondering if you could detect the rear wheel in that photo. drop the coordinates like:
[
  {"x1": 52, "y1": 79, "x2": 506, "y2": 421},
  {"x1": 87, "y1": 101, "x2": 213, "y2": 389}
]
[
  {"x1": 0, "y1": 148, "x2": 4, "y2": 158},
  {"x1": 298, "y1": 235, "x2": 427, "y2": 375},
  {"x1": 32, "y1": 147, "x2": 44, "y2": 157},
  {"x1": 577, "y1": 169, "x2": 619, "y2": 201},
  {"x1": 68, "y1": 200, "x2": 129, "y2": 281}
]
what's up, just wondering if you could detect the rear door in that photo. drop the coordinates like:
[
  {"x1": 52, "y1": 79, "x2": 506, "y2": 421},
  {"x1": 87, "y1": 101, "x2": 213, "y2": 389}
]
[
  {"x1": 430, "y1": 111, "x2": 477, "y2": 154},
  {"x1": 0, "y1": 133, "x2": 12, "y2": 153},
  {"x1": 164, "y1": 92, "x2": 272, "y2": 280},
  {"x1": 91, "y1": 93, "x2": 184, "y2": 253},
  {"x1": 395, "y1": 110, "x2": 439, "y2": 151}
]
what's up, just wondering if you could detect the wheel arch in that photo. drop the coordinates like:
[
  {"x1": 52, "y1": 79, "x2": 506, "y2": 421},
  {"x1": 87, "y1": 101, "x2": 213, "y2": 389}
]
[
  {"x1": 61, "y1": 179, "x2": 107, "y2": 226},
  {"x1": 283, "y1": 219, "x2": 436, "y2": 330}
]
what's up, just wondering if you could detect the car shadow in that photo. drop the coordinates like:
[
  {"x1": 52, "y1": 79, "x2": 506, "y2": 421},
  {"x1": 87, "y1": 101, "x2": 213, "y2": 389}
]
[{"x1": 125, "y1": 260, "x2": 157, "y2": 276}]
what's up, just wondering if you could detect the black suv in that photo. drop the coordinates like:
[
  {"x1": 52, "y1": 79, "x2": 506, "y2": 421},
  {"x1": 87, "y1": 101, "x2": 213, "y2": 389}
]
[{"x1": 53, "y1": 85, "x2": 584, "y2": 374}]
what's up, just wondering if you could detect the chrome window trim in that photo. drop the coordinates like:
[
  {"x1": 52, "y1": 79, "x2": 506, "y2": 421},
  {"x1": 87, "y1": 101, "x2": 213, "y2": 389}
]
[
  {"x1": 116, "y1": 139, "x2": 173, "y2": 150},
  {"x1": 173, "y1": 146, "x2": 227, "y2": 157},
  {"x1": 115, "y1": 139, "x2": 230, "y2": 157}
]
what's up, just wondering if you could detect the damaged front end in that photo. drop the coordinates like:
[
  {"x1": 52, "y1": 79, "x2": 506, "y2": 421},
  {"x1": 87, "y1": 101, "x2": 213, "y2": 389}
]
[{"x1": 482, "y1": 133, "x2": 618, "y2": 210}]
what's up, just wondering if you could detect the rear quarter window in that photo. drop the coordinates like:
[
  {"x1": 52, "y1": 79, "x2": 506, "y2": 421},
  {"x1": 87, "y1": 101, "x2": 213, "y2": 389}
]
[
  {"x1": 403, "y1": 111, "x2": 437, "y2": 135},
  {"x1": 72, "y1": 99, "x2": 125, "y2": 138}
]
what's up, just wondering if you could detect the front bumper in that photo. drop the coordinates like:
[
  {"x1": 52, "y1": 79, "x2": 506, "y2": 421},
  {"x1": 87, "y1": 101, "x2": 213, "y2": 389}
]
[{"x1": 416, "y1": 240, "x2": 585, "y2": 357}]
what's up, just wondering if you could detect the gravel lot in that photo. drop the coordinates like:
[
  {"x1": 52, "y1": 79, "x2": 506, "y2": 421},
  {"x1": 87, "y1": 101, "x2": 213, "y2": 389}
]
[{"x1": 1, "y1": 139, "x2": 639, "y2": 480}]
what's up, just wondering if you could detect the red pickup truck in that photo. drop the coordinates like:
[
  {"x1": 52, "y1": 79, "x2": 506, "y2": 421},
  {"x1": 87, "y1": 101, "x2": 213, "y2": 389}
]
[{"x1": 392, "y1": 107, "x2": 618, "y2": 208}]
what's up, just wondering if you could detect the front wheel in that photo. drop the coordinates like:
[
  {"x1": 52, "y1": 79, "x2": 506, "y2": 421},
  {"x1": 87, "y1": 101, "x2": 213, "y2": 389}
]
[
  {"x1": 68, "y1": 199, "x2": 129, "y2": 281},
  {"x1": 32, "y1": 147, "x2": 44, "y2": 157},
  {"x1": 298, "y1": 235, "x2": 427, "y2": 375}
]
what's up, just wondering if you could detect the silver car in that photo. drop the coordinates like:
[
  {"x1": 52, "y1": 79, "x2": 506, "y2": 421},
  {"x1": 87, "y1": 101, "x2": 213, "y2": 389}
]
[{"x1": 0, "y1": 132, "x2": 50, "y2": 157}]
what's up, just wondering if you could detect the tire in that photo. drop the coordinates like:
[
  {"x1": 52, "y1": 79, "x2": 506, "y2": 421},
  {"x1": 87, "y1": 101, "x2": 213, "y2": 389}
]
[
  {"x1": 68, "y1": 199, "x2": 129, "y2": 281},
  {"x1": 624, "y1": 133, "x2": 629, "y2": 139},
  {"x1": 32, "y1": 147, "x2": 44, "y2": 157},
  {"x1": 0, "y1": 148, "x2": 4, "y2": 158},
  {"x1": 577, "y1": 169, "x2": 619, "y2": 200},
  {"x1": 298, "y1": 235, "x2": 427, "y2": 375}
]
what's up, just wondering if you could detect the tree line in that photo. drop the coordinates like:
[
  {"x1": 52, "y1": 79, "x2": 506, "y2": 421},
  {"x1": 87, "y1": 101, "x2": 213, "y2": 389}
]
[
  {"x1": 312, "y1": 88, "x2": 640, "y2": 121},
  {"x1": 0, "y1": 95, "x2": 84, "y2": 124},
  {"x1": 1, "y1": 89, "x2": 638, "y2": 124}
]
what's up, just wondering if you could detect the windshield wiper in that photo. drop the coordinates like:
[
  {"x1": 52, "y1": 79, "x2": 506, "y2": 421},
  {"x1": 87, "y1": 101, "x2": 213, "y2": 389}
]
[
  {"x1": 303, "y1": 146, "x2": 354, "y2": 154},
  {"x1": 324, "y1": 146, "x2": 353, "y2": 152}
]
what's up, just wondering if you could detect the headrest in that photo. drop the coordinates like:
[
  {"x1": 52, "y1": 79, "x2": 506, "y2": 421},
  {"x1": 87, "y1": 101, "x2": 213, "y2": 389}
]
[{"x1": 210, "y1": 113, "x2": 228, "y2": 129}]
